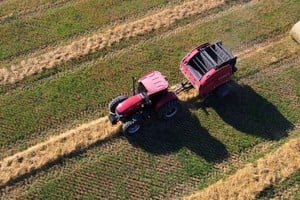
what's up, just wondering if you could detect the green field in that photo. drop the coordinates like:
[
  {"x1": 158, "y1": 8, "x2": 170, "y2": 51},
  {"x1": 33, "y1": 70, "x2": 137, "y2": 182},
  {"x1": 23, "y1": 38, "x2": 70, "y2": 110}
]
[
  {"x1": 0, "y1": 0, "x2": 180, "y2": 61},
  {"x1": 0, "y1": 0, "x2": 300, "y2": 199},
  {"x1": 0, "y1": 0, "x2": 299, "y2": 150}
]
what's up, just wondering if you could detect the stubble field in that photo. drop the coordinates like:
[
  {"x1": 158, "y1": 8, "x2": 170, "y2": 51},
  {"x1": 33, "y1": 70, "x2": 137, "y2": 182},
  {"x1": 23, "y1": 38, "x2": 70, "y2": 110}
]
[{"x1": 0, "y1": 0, "x2": 300, "y2": 199}]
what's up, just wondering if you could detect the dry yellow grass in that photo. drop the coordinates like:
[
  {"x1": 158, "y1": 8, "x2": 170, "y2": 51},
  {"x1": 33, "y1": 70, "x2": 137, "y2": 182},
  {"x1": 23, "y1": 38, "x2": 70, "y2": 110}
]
[
  {"x1": 0, "y1": 118, "x2": 121, "y2": 187},
  {"x1": 290, "y1": 21, "x2": 300, "y2": 44},
  {"x1": 184, "y1": 137, "x2": 300, "y2": 200},
  {"x1": 0, "y1": 0, "x2": 224, "y2": 85}
]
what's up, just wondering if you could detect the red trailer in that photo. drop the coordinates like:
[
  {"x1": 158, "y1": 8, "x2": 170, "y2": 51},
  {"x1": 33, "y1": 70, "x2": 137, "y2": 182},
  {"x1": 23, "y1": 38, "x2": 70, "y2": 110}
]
[{"x1": 179, "y1": 41, "x2": 237, "y2": 97}]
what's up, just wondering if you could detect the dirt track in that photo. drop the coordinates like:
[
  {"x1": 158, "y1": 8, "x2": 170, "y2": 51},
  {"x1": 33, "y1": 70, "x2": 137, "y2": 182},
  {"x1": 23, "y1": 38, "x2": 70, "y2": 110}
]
[
  {"x1": 183, "y1": 137, "x2": 300, "y2": 200},
  {"x1": 0, "y1": 0, "x2": 223, "y2": 85}
]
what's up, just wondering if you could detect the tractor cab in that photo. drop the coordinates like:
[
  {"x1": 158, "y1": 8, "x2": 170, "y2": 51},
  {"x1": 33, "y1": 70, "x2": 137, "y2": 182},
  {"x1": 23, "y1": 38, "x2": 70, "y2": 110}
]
[
  {"x1": 134, "y1": 71, "x2": 169, "y2": 104},
  {"x1": 136, "y1": 71, "x2": 169, "y2": 96}
]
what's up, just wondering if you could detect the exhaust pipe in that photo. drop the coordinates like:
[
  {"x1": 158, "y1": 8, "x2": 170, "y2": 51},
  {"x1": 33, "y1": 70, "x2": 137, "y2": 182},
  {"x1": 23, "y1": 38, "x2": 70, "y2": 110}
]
[{"x1": 132, "y1": 76, "x2": 137, "y2": 95}]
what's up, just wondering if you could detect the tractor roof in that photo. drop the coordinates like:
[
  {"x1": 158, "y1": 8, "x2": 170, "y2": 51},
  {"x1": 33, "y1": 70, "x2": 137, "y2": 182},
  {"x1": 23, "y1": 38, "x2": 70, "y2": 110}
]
[{"x1": 138, "y1": 71, "x2": 168, "y2": 95}]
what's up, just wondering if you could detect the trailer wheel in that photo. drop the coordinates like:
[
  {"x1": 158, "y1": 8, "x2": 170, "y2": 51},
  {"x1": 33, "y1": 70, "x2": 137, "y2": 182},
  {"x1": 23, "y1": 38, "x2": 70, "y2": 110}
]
[
  {"x1": 109, "y1": 95, "x2": 128, "y2": 113},
  {"x1": 157, "y1": 100, "x2": 180, "y2": 120},
  {"x1": 122, "y1": 119, "x2": 141, "y2": 136}
]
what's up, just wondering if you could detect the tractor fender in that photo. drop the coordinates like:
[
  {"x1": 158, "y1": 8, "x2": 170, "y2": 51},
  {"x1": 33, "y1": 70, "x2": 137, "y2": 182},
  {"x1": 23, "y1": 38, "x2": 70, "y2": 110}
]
[{"x1": 154, "y1": 92, "x2": 178, "y2": 111}]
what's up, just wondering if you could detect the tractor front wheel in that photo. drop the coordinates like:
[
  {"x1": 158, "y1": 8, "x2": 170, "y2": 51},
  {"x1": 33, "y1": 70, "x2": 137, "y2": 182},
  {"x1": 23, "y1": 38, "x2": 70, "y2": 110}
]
[
  {"x1": 122, "y1": 119, "x2": 141, "y2": 136},
  {"x1": 157, "y1": 100, "x2": 180, "y2": 120},
  {"x1": 109, "y1": 95, "x2": 128, "y2": 113}
]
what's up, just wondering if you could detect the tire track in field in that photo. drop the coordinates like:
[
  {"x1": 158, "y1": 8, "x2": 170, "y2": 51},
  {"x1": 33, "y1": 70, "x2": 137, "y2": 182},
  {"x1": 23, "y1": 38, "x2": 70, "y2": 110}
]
[
  {"x1": 183, "y1": 137, "x2": 300, "y2": 200},
  {"x1": 0, "y1": 0, "x2": 224, "y2": 85}
]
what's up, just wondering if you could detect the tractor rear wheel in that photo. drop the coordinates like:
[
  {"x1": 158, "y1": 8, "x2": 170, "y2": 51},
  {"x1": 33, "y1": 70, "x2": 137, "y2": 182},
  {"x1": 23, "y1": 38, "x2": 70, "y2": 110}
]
[
  {"x1": 109, "y1": 95, "x2": 128, "y2": 113},
  {"x1": 122, "y1": 119, "x2": 141, "y2": 136},
  {"x1": 157, "y1": 100, "x2": 180, "y2": 120}
]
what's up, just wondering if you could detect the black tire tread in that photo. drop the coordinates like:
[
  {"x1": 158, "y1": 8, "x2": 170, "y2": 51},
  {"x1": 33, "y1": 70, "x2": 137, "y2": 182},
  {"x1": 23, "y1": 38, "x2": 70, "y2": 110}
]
[
  {"x1": 109, "y1": 95, "x2": 128, "y2": 113},
  {"x1": 157, "y1": 99, "x2": 180, "y2": 120}
]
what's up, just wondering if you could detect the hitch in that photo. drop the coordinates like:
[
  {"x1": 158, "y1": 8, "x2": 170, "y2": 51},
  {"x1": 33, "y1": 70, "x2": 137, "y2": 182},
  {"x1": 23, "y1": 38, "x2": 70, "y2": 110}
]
[{"x1": 173, "y1": 81, "x2": 193, "y2": 94}]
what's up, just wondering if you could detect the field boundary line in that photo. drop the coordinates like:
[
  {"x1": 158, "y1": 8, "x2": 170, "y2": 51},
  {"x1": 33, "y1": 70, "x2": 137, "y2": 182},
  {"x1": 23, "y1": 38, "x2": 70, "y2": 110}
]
[
  {"x1": 183, "y1": 137, "x2": 300, "y2": 200},
  {"x1": 0, "y1": 0, "x2": 224, "y2": 85}
]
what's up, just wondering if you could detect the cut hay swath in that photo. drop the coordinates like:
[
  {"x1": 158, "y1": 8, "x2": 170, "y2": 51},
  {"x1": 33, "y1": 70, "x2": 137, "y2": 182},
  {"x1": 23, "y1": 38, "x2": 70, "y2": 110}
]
[
  {"x1": 0, "y1": 118, "x2": 121, "y2": 187},
  {"x1": 0, "y1": 88, "x2": 198, "y2": 187},
  {"x1": 183, "y1": 137, "x2": 300, "y2": 200},
  {"x1": 0, "y1": 0, "x2": 224, "y2": 85}
]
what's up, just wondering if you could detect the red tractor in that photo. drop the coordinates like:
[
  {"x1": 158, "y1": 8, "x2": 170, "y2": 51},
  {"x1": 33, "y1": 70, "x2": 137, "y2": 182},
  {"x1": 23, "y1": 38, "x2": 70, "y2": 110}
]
[
  {"x1": 178, "y1": 41, "x2": 237, "y2": 97},
  {"x1": 108, "y1": 41, "x2": 237, "y2": 136},
  {"x1": 108, "y1": 71, "x2": 180, "y2": 136}
]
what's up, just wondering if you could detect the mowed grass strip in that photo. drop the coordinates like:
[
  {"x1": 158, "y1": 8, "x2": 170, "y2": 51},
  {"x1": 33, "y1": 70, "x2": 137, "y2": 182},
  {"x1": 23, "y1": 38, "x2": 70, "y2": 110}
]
[
  {"x1": 184, "y1": 136, "x2": 300, "y2": 200},
  {"x1": 0, "y1": 0, "x2": 299, "y2": 149},
  {"x1": 0, "y1": 118, "x2": 121, "y2": 187},
  {"x1": 0, "y1": 0, "x2": 177, "y2": 60},
  {"x1": 22, "y1": 67, "x2": 300, "y2": 199}
]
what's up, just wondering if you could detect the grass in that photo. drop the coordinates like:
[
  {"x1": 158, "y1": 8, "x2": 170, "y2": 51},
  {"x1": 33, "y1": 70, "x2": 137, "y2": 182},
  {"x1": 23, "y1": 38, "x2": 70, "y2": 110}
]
[
  {"x1": 0, "y1": 0, "x2": 70, "y2": 20},
  {"x1": 2, "y1": 0, "x2": 299, "y2": 198},
  {"x1": 0, "y1": 0, "x2": 299, "y2": 149},
  {"x1": 23, "y1": 67, "x2": 300, "y2": 198},
  {"x1": 0, "y1": 0, "x2": 176, "y2": 60}
]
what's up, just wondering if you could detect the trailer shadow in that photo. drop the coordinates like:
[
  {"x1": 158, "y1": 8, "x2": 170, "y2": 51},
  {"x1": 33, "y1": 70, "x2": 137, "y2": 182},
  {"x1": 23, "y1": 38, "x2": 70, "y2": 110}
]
[
  {"x1": 127, "y1": 106, "x2": 229, "y2": 163},
  {"x1": 191, "y1": 82, "x2": 294, "y2": 140}
]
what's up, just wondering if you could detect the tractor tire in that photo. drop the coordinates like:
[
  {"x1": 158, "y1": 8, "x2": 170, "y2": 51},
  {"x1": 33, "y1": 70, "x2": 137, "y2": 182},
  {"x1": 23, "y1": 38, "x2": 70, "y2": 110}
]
[
  {"x1": 157, "y1": 100, "x2": 180, "y2": 120},
  {"x1": 109, "y1": 95, "x2": 128, "y2": 113},
  {"x1": 122, "y1": 119, "x2": 141, "y2": 136}
]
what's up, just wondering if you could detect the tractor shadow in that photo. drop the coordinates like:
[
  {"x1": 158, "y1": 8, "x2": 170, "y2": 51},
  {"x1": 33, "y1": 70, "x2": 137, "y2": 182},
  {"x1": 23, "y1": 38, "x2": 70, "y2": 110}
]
[
  {"x1": 127, "y1": 106, "x2": 229, "y2": 163},
  {"x1": 190, "y1": 82, "x2": 294, "y2": 140}
]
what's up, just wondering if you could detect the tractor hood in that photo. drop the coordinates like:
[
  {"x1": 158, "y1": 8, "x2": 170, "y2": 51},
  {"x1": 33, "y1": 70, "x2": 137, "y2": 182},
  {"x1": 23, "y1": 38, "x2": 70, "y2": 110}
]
[{"x1": 116, "y1": 94, "x2": 143, "y2": 115}]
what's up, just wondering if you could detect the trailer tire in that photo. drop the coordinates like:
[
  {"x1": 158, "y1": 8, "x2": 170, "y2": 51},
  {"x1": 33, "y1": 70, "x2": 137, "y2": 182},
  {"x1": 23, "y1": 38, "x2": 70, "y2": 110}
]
[
  {"x1": 157, "y1": 100, "x2": 180, "y2": 120},
  {"x1": 109, "y1": 95, "x2": 128, "y2": 113}
]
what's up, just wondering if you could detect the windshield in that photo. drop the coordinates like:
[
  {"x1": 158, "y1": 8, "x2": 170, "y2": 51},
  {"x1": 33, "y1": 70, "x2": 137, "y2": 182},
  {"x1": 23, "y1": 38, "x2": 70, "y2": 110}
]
[{"x1": 137, "y1": 82, "x2": 147, "y2": 94}]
